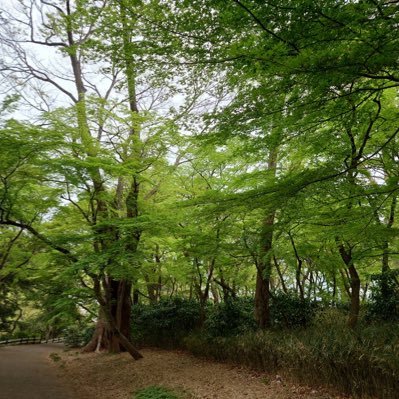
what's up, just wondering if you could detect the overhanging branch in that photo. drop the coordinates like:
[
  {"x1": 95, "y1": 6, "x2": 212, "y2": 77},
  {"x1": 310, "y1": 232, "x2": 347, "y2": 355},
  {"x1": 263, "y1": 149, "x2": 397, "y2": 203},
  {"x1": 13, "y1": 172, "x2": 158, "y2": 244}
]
[{"x1": 0, "y1": 219, "x2": 77, "y2": 262}]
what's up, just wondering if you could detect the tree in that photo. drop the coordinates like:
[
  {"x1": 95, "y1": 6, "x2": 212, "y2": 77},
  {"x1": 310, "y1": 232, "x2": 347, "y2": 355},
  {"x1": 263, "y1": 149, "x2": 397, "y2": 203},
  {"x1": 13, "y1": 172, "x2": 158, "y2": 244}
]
[
  {"x1": 0, "y1": 0, "x2": 181, "y2": 357},
  {"x1": 153, "y1": 0, "x2": 399, "y2": 326}
]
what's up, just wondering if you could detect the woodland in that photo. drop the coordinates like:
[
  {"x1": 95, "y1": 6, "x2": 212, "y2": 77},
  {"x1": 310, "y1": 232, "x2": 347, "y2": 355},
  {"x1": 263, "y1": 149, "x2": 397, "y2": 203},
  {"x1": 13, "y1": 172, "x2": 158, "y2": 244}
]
[{"x1": 0, "y1": 0, "x2": 399, "y2": 398}]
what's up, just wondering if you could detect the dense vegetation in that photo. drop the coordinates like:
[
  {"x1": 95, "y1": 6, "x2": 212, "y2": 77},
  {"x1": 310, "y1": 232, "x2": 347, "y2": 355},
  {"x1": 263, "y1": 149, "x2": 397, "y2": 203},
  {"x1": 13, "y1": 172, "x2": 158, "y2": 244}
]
[
  {"x1": 129, "y1": 299, "x2": 399, "y2": 398},
  {"x1": 0, "y1": 0, "x2": 398, "y2": 397}
]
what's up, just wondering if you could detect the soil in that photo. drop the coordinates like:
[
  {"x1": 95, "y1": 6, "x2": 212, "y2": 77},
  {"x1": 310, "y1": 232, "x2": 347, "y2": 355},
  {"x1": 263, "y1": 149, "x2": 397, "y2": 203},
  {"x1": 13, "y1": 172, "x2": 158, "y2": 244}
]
[{"x1": 54, "y1": 348, "x2": 351, "y2": 399}]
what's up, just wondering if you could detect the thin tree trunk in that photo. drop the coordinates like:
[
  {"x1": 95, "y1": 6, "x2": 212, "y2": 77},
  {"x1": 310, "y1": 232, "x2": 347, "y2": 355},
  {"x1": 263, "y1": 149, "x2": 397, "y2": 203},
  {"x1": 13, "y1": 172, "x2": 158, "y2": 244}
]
[
  {"x1": 288, "y1": 233, "x2": 304, "y2": 300},
  {"x1": 273, "y1": 256, "x2": 288, "y2": 294},
  {"x1": 381, "y1": 195, "x2": 397, "y2": 299},
  {"x1": 338, "y1": 243, "x2": 360, "y2": 328},
  {"x1": 255, "y1": 147, "x2": 278, "y2": 329}
]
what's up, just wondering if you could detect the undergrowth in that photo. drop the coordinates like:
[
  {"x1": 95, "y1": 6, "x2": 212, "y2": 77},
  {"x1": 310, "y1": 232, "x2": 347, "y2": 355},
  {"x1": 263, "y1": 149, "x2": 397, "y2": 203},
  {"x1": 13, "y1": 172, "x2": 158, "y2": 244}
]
[
  {"x1": 184, "y1": 310, "x2": 399, "y2": 399},
  {"x1": 133, "y1": 386, "x2": 181, "y2": 399},
  {"x1": 131, "y1": 299, "x2": 399, "y2": 398}
]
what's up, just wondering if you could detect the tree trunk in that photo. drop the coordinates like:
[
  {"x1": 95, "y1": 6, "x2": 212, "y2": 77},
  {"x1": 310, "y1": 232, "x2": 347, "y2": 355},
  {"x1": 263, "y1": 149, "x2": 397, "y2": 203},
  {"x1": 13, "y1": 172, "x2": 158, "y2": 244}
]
[
  {"x1": 197, "y1": 259, "x2": 216, "y2": 327},
  {"x1": 82, "y1": 310, "x2": 111, "y2": 353},
  {"x1": 133, "y1": 288, "x2": 139, "y2": 305},
  {"x1": 87, "y1": 277, "x2": 143, "y2": 360},
  {"x1": 254, "y1": 146, "x2": 278, "y2": 329},
  {"x1": 211, "y1": 282, "x2": 220, "y2": 304},
  {"x1": 288, "y1": 232, "x2": 304, "y2": 300},
  {"x1": 338, "y1": 243, "x2": 360, "y2": 328},
  {"x1": 381, "y1": 195, "x2": 397, "y2": 300},
  {"x1": 214, "y1": 277, "x2": 237, "y2": 301},
  {"x1": 255, "y1": 211, "x2": 275, "y2": 328},
  {"x1": 348, "y1": 265, "x2": 360, "y2": 328},
  {"x1": 273, "y1": 256, "x2": 288, "y2": 294},
  {"x1": 83, "y1": 279, "x2": 137, "y2": 355},
  {"x1": 254, "y1": 265, "x2": 271, "y2": 329}
]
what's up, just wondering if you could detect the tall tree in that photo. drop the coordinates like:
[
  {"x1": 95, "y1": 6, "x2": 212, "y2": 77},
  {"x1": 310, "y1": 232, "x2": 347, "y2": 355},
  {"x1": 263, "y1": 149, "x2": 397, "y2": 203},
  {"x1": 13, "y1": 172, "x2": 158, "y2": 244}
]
[{"x1": 0, "y1": 0, "x2": 180, "y2": 357}]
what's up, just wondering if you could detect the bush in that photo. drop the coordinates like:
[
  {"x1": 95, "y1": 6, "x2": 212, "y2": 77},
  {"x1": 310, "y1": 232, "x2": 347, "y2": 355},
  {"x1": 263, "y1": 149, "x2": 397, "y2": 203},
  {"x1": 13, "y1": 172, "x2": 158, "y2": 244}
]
[
  {"x1": 204, "y1": 298, "x2": 256, "y2": 337},
  {"x1": 131, "y1": 293, "x2": 318, "y2": 347},
  {"x1": 366, "y1": 273, "x2": 399, "y2": 322},
  {"x1": 132, "y1": 298, "x2": 201, "y2": 347},
  {"x1": 131, "y1": 297, "x2": 257, "y2": 345},
  {"x1": 270, "y1": 291, "x2": 317, "y2": 327}
]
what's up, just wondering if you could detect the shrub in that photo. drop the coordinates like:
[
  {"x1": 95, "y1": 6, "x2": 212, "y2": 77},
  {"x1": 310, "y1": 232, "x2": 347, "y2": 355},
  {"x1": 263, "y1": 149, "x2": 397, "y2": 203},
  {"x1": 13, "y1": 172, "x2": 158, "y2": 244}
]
[
  {"x1": 204, "y1": 298, "x2": 256, "y2": 337},
  {"x1": 366, "y1": 273, "x2": 399, "y2": 322},
  {"x1": 131, "y1": 298, "x2": 201, "y2": 347},
  {"x1": 270, "y1": 291, "x2": 317, "y2": 327}
]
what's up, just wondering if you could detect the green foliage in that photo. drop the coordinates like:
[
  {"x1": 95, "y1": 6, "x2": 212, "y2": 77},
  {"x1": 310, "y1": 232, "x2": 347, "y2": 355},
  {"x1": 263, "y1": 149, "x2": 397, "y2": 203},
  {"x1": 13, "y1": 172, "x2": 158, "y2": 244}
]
[
  {"x1": 134, "y1": 386, "x2": 180, "y2": 399},
  {"x1": 270, "y1": 292, "x2": 317, "y2": 328},
  {"x1": 204, "y1": 298, "x2": 256, "y2": 337},
  {"x1": 0, "y1": 298, "x2": 19, "y2": 334},
  {"x1": 366, "y1": 273, "x2": 399, "y2": 322},
  {"x1": 131, "y1": 295, "x2": 317, "y2": 346},
  {"x1": 132, "y1": 298, "x2": 201, "y2": 347}
]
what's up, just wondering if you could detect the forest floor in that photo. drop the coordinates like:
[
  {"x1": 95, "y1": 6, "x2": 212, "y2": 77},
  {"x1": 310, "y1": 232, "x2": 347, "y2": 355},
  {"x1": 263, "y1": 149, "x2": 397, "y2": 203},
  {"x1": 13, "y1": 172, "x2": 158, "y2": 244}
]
[{"x1": 53, "y1": 348, "x2": 351, "y2": 399}]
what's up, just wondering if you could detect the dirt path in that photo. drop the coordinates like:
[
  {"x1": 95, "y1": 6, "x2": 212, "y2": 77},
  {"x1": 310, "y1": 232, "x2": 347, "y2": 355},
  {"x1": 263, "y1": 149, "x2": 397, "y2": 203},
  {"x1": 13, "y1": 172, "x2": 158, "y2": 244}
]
[
  {"x1": 57, "y1": 348, "x2": 349, "y2": 399},
  {"x1": 0, "y1": 344, "x2": 74, "y2": 399}
]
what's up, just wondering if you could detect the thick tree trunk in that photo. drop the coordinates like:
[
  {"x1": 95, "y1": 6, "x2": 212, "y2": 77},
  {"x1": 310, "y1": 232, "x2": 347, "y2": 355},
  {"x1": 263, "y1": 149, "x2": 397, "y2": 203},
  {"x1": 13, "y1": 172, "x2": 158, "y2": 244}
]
[
  {"x1": 110, "y1": 279, "x2": 132, "y2": 352},
  {"x1": 83, "y1": 278, "x2": 139, "y2": 357},
  {"x1": 82, "y1": 311, "x2": 110, "y2": 353}
]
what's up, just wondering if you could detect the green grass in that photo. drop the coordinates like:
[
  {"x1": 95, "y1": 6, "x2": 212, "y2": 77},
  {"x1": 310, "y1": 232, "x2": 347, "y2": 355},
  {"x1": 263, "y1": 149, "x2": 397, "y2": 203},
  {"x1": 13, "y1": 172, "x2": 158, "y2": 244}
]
[
  {"x1": 133, "y1": 386, "x2": 181, "y2": 399},
  {"x1": 49, "y1": 352, "x2": 61, "y2": 362}
]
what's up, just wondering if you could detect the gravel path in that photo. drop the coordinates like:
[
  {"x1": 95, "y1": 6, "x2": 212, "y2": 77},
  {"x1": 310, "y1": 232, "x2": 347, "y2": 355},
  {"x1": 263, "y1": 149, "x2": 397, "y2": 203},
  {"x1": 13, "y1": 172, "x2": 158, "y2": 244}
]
[{"x1": 0, "y1": 344, "x2": 74, "y2": 399}]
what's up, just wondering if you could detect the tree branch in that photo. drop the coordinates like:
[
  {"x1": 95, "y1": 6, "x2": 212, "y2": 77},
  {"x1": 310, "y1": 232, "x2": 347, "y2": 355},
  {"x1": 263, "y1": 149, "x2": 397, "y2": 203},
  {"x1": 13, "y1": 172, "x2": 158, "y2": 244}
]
[{"x1": 0, "y1": 219, "x2": 77, "y2": 262}]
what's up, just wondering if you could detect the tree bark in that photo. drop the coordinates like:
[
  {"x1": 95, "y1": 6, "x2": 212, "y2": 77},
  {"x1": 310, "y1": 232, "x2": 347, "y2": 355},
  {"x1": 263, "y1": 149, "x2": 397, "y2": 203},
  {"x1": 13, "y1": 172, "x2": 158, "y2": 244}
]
[
  {"x1": 83, "y1": 279, "x2": 135, "y2": 354},
  {"x1": 381, "y1": 195, "x2": 397, "y2": 299},
  {"x1": 338, "y1": 243, "x2": 360, "y2": 328},
  {"x1": 254, "y1": 146, "x2": 278, "y2": 329},
  {"x1": 88, "y1": 278, "x2": 143, "y2": 360},
  {"x1": 255, "y1": 213, "x2": 275, "y2": 329}
]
